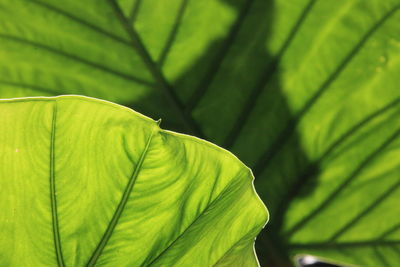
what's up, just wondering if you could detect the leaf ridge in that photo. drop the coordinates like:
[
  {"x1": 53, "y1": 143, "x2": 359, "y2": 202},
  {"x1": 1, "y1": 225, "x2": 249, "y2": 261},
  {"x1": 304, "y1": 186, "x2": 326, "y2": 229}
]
[
  {"x1": 0, "y1": 34, "x2": 153, "y2": 86},
  {"x1": 49, "y1": 100, "x2": 65, "y2": 267},
  {"x1": 252, "y1": 5, "x2": 400, "y2": 177},
  {"x1": 85, "y1": 124, "x2": 158, "y2": 266}
]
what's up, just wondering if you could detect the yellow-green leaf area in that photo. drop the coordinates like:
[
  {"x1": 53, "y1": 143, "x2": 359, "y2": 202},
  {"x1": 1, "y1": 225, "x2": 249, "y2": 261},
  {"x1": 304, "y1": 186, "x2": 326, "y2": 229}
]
[{"x1": 0, "y1": 95, "x2": 268, "y2": 267}]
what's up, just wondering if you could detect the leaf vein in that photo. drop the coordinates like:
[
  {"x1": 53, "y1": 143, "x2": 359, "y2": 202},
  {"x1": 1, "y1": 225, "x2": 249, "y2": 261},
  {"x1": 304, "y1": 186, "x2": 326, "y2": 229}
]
[
  {"x1": 128, "y1": 0, "x2": 143, "y2": 24},
  {"x1": 329, "y1": 180, "x2": 400, "y2": 241},
  {"x1": 185, "y1": 0, "x2": 256, "y2": 113},
  {"x1": 285, "y1": 127, "x2": 400, "y2": 237},
  {"x1": 30, "y1": 0, "x2": 132, "y2": 46},
  {"x1": 50, "y1": 100, "x2": 65, "y2": 267},
  {"x1": 146, "y1": 171, "x2": 245, "y2": 266},
  {"x1": 86, "y1": 124, "x2": 158, "y2": 266},
  {"x1": 252, "y1": 5, "x2": 400, "y2": 177},
  {"x1": 107, "y1": 0, "x2": 204, "y2": 137},
  {"x1": 157, "y1": 0, "x2": 190, "y2": 66},
  {"x1": 223, "y1": 0, "x2": 317, "y2": 148},
  {"x1": 0, "y1": 34, "x2": 153, "y2": 86},
  {"x1": 272, "y1": 98, "x2": 400, "y2": 229}
]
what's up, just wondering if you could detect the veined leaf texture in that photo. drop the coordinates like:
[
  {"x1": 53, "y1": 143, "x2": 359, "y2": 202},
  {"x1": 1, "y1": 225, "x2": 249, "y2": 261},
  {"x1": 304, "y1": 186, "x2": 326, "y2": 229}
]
[
  {"x1": 0, "y1": 96, "x2": 267, "y2": 266},
  {"x1": 0, "y1": 0, "x2": 399, "y2": 266}
]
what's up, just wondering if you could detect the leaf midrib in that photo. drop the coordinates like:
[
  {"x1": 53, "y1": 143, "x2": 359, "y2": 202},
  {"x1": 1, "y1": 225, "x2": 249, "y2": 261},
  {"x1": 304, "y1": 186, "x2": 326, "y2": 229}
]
[
  {"x1": 50, "y1": 100, "x2": 65, "y2": 267},
  {"x1": 85, "y1": 124, "x2": 158, "y2": 266}
]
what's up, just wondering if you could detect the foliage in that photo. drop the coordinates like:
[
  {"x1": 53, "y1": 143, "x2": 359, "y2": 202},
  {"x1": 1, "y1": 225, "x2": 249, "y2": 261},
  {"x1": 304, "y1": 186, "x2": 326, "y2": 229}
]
[
  {"x1": 0, "y1": 0, "x2": 399, "y2": 266},
  {"x1": 0, "y1": 95, "x2": 267, "y2": 266}
]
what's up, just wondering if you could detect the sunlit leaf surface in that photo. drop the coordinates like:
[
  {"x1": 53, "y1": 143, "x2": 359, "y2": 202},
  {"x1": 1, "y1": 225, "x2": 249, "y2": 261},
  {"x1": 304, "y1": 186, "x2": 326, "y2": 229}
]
[
  {"x1": 0, "y1": 95, "x2": 267, "y2": 266},
  {"x1": 0, "y1": 0, "x2": 399, "y2": 266}
]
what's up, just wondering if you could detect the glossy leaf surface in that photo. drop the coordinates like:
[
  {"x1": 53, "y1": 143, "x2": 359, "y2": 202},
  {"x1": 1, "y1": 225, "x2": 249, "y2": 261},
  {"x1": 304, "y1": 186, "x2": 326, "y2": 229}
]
[
  {"x1": 0, "y1": 96, "x2": 267, "y2": 266},
  {"x1": 0, "y1": 0, "x2": 400, "y2": 266}
]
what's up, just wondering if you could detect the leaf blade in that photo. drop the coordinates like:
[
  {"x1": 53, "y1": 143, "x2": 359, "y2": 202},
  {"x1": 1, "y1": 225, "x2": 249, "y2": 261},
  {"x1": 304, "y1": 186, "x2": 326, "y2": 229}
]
[{"x1": 0, "y1": 95, "x2": 268, "y2": 266}]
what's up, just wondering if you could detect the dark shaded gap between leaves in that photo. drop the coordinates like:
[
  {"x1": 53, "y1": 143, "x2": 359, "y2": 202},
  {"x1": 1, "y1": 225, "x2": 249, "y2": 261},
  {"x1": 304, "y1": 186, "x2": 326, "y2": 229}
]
[
  {"x1": 129, "y1": 0, "x2": 143, "y2": 23},
  {"x1": 251, "y1": 6, "x2": 399, "y2": 177},
  {"x1": 223, "y1": 0, "x2": 317, "y2": 149},
  {"x1": 328, "y1": 180, "x2": 400, "y2": 242},
  {"x1": 256, "y1": 234, "x2": 294, "y2": 267},
  {"x1": 285, "y1": 127, "x2": 400, "y2": 237},
  {"x1": 158, "y1": 0, "x2": 190, "y2": 66},
  {"x1": 300, "y1": 263, "x2": 341, "y2": 267},
  {"x1": 0, "y1": 34, "x2": 153, "y2": 86}
]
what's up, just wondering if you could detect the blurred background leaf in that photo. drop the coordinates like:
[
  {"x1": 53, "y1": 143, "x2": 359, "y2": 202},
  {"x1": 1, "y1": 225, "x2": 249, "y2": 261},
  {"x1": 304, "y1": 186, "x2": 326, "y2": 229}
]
[{"x1": 0, "y1": 0, "x2": 399, "y2": 266}]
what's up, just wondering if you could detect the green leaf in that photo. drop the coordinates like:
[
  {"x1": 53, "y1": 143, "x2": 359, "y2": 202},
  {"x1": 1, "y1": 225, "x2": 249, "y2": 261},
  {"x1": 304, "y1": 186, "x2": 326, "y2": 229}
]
[
  {"x1": 0, "y1": 95, "x2": 267, "y2": 266},
  {"x1": 1, "y1": 0, "x2": 400, "y2": 266}
]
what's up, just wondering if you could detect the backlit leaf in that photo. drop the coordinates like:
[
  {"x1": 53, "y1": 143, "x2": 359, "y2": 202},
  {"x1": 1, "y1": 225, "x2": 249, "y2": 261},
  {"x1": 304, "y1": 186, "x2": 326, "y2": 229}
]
[
  {"x1": 0, "y1": 95, "x2": 267, "y2": 266},
  {"x1": 1, "y1": 0, "x2": 399, "y2": 266}
]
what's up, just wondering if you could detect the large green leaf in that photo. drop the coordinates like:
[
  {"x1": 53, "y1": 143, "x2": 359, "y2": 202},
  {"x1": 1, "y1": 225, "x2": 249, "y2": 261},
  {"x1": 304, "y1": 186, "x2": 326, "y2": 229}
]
[
  {"x1": 0, "y1": 95, "x2": 267, "y2": 266},
  {"x1": 1, "y1": 0, "x2": 400, "y2": 266}
]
